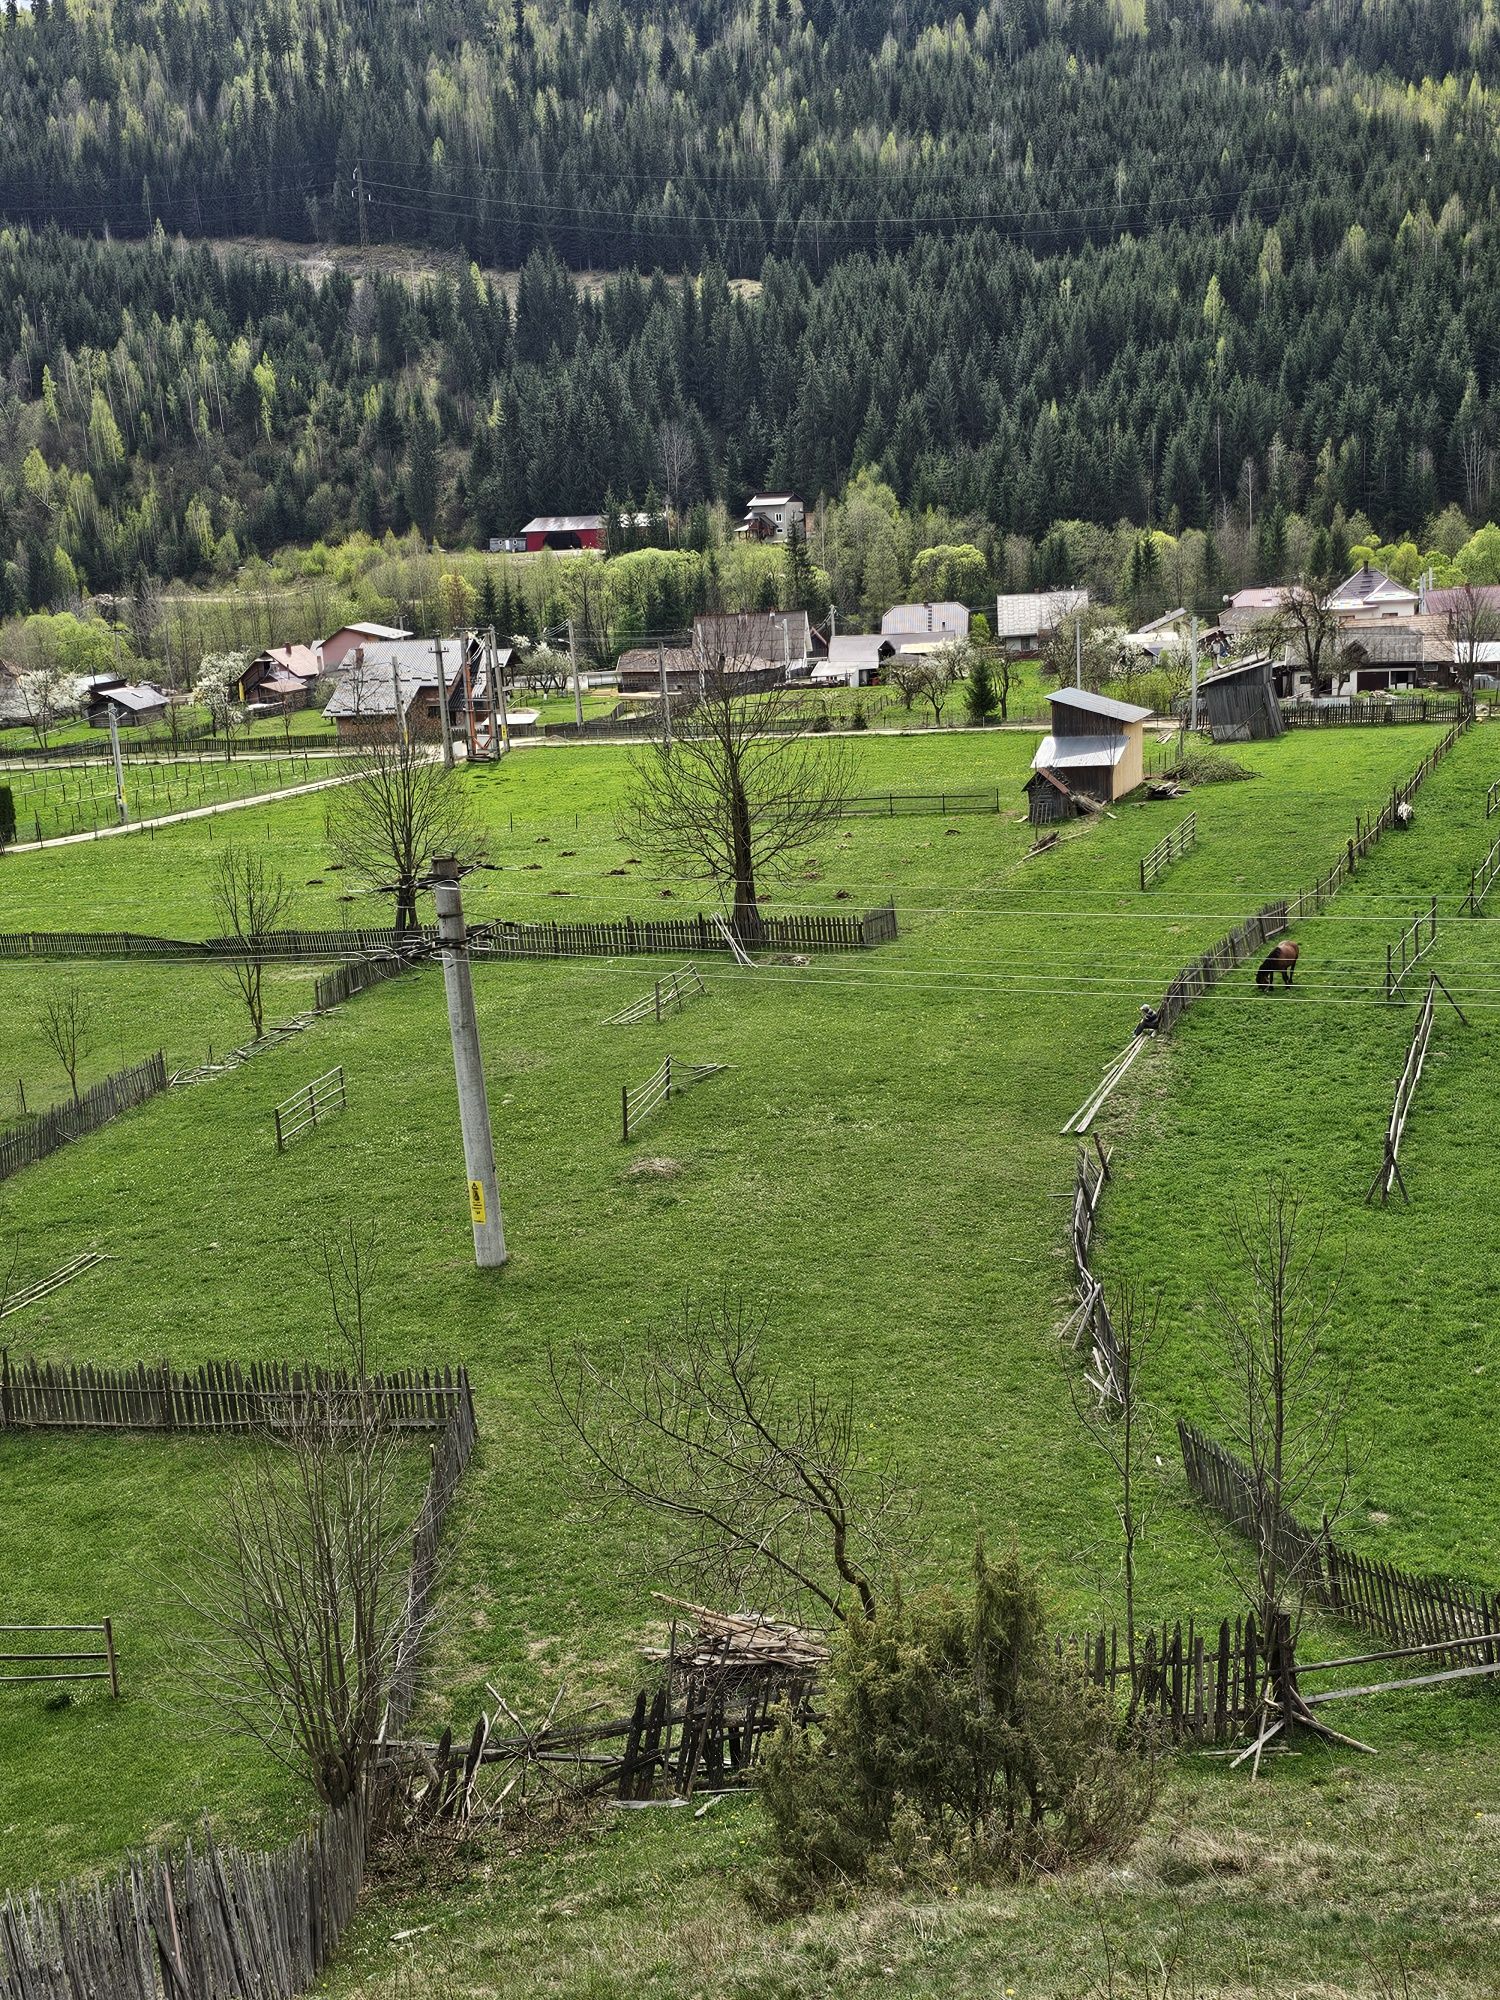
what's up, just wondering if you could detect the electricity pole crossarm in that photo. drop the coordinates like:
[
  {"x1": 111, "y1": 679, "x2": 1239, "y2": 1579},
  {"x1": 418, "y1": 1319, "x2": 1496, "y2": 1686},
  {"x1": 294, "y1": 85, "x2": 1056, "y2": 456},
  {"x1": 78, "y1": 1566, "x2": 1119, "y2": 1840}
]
[{"x1": 430, "y1": 856, "x2": 507, "y2": 1268}]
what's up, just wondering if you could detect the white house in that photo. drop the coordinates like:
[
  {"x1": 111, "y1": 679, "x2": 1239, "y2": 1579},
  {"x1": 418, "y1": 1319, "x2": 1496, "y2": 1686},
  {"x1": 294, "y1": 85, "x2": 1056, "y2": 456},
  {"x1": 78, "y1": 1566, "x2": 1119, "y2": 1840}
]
[
  {"x1": 994, "y1": 589, "x2": 1089, "y2": 651},
  {"x1": 737, "y1": 494, "x2": 805, "y2": 544},
  {"x1": 880, "y1": 601, "x2": 969, "y2": 643},
  {"x1": 811, "y1": 635, "x2": 893, "y2": 687},
  {"x1": 1329, "y1": 565, "x2": 1418, "y2": 620}
]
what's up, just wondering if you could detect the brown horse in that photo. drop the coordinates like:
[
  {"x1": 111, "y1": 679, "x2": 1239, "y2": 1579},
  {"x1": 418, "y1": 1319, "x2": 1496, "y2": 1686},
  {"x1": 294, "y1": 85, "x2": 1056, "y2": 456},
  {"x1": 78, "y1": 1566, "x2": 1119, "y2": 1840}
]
[{"x1": 1256, "y1": 939, "x2": 1300, "y2": 988}]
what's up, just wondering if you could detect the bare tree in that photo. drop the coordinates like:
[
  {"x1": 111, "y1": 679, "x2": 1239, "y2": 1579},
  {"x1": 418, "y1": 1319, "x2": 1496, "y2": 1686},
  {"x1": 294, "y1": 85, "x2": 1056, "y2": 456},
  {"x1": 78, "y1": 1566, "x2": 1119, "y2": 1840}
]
[
  {"x1": 39, "y1": 980, "x2": 91, "y2": 1104},
  {"x1": 907, "y1": 641, "x2": 968, "y2": 725},
  {"x1": 548, "y1": 1292, "x2": 916, "y2": 1622},
  {"x1": 1442, "y1": 583, "x2": 1499, "y2": 692},
  {"x1": 1041, "y1": 608, "x2": 1119, "y2": 692},
  {"x1": 1209, "y1": 1179, "x2": 1350, "y2": 1645},
  {"x1": 210, "y1": 846, "x2": 295, "y2": 1038},
  {"x1": 624, "y1": 620, "x2": 852, "y2": 942},
  {"x1": 1064, "y1": 1286, "x2": 1159, "y2": 1700},
  {"x1": 1265, "y1": 570, "x2": 1341, "y2": 697},
  {"x1": 17, "y1": 665, "x2": 72, "y2": 751},
  {"x1": 325, "y1": 729, "x2": 484, "y2": 933},
  {"x1": 181, "y1": 1228, "x2": 412, "y2": 1806},
  {"x1": 657, "y1": 418, "x2": 695, "y2": 526}
]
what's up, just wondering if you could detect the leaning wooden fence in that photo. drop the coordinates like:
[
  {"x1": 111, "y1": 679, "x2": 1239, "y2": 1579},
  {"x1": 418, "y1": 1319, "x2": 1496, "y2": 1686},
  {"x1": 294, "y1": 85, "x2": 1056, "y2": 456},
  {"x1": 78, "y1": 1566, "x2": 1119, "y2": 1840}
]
[
  {"x1": 620, "y1": 1055, "x2": 728, "y2": 1141},
  {"x1": 1138, "y1": 811, "x2": 1197, "y2": 890},
  {"x1": 1462, "y1": 832, "x2": 1500, "y2": 915},
  {"x1": 1071, "y1": 1615, "x2": 1270, "y2": 1746},
  {"x1": 313, "y1": 954, "x2": 413, "y2": 1010},
  {"x1": 1368, "y1": 973, "x2": 1466, "y2": 1204},
  {"x1": 1058, "y1": 1143, "x2": 1124, "y2": 1411},
  {"x1": 0, "y1": 1620, "x2": 118, "y2": 1698},
  {"x1": 1385, "y1": 898, "x2": 1439, "y2": 999},
  {"x1": 1149, "y1": 902, "x2": 1288, "y2": 1034},
  {"x1": 0, "y1": 1052, "x2": 168, "y2": 1183},
  {"x1": 1178, "y1": 1418, "x2": 1499, "y2": 1656},
  {"x1": 604, "y1": 963, "x2": 707, "y2": 1026},
  {"x1": 272, "y1": 1067, "x2": 348, "y2": 1151}
]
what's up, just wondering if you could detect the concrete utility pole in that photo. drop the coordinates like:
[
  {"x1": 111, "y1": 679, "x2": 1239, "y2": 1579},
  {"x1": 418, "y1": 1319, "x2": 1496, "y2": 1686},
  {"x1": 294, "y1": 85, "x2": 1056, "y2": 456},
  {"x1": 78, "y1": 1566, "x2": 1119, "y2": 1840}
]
[
  {"x1": 485, "y1": 625, "x2": 506, "y2": 761},
  {"x1": 107, "y1": 702, "x2": 128, "y2": 826},
  {"x1": 430, "y1": 856, "x2": 507, "y2": 1269},
  {"x1": 568, "y1": 618, "x2": 584, "y2": 727},
  {"x1": 353, "y1": 161, "x2": 369, "y2": 250},
  {"x1": 1189, "y1": 614, "x2": 1200, "y2": 733},
  {"x1": 433, "y1": 634, "x2": 456, "y2": 769},
  {"x1": 657, "y1": 642, "x2": 672, "y2": 747},
  {"x1": 1075, "y1": 615, "x2": 1083, "y2": 690}
]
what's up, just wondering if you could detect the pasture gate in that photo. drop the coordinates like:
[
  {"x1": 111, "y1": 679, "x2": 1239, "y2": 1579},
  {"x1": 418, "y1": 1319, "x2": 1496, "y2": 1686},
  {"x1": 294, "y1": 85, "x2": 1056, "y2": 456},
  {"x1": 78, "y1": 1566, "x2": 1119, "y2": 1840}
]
[
  {"x1": 0, "y1": 1621, "x2": 118, "y2": 1698},
  {"x1": 272, "y1": 1067, "x2": 348, "y2": 1151}
]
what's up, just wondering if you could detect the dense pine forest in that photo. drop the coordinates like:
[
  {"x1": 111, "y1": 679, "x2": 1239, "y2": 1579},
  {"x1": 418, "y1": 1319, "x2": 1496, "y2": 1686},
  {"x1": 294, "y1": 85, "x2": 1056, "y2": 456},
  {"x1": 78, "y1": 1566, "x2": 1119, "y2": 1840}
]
[{"x1": 3, "y1": 0, "x2": 1500, "y2": 610}]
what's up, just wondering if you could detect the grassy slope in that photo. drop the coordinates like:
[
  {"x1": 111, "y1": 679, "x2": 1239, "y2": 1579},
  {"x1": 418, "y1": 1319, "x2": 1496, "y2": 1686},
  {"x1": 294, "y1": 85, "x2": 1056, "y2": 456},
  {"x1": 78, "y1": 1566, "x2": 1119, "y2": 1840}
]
[{"x1": 0, "y1": 729, "x2": 1453, "y2": 1856}]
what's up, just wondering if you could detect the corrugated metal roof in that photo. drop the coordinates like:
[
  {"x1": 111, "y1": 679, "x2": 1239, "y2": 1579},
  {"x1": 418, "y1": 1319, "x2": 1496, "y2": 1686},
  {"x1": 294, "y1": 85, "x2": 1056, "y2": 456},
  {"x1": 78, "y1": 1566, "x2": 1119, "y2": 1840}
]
[
  {"x1": 993, "y1": 589, "x2": 1088, "y2": 638},
  {"x1": 1049, "y1": 686, "x2": 1153, "y2": 723},
  {"x1": 826, "y1": 635, "x2": 892, "y2": 666},
  {"x1": 880, "y1": 602, "x2": 968, "y2": 637},
  {"x1": 1032, "y1": 732, "x2": 1127, "y2": 770},
  {"x1": 522, "y1": 515, "x2": 603, "y2": 533}
]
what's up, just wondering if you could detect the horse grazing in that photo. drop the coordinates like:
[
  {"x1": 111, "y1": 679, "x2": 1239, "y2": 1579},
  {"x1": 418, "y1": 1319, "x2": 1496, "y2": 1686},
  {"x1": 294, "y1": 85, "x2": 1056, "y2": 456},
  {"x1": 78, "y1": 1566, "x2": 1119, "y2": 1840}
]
[{"x1": 1256, "y1": 939, "x2": 1300, "y2": 989}]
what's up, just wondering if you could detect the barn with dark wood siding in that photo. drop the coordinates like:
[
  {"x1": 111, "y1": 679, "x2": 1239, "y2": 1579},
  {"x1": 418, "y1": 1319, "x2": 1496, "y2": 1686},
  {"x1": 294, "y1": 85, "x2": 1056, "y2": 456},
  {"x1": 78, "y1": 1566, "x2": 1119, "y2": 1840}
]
[{"x1": 1197, "y1": 655, "x2": 1284, "y2": 742}]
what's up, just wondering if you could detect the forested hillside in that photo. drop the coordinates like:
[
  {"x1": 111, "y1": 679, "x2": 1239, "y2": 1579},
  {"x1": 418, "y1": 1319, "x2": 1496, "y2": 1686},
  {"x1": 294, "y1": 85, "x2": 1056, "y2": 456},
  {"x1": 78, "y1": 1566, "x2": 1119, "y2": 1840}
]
[{"x1": 3, "y1": 0, "x2": 1500, "y2": 607}]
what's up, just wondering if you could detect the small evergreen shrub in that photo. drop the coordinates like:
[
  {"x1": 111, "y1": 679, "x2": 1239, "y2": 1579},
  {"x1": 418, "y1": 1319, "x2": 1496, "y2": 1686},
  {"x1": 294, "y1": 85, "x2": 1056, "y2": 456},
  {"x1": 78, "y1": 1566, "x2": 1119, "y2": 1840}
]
[{"x1": 755, "y1": 1545, "x2": 1154, "y2": 1908}]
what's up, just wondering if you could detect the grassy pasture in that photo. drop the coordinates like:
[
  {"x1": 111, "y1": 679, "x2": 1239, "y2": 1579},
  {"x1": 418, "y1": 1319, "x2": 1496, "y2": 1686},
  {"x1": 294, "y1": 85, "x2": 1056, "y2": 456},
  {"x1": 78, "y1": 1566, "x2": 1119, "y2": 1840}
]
[
  {"x1": 0, "y1": 748, "x2": 347, "y2": 844},
  {"x1": 7, "y1": 721, "x2": 1500, "y2": 1994}
]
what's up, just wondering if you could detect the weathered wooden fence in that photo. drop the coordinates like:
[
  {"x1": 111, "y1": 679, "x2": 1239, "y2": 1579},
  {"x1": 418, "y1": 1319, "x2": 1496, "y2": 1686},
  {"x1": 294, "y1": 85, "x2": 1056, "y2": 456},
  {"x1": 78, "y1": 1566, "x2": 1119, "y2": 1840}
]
[
  {"x1": 840, "y1": 788, "x2": 999, "y2": 818},
  {"x1": 1488, "y1": 778, "x2": 1500, "y2": 820},
  {"x1": 604, "y1": 963, "x2": 707, "y2": 1027},
  {"x1": 1138, "y1": 811, "x2": 1197, "y2": 890},
  {"x1": 0, "y1": 1053, "x2": 168, "y2": 1183},
  {"x1": 1385, "y1": 898, "x2": 1439, "y2": 999},
  {"x1": 1368, "y1": 973, "x2": 1465, "y2": 1203},
  {"x1": 1462, "y1": 832, "x2": 1500, "y2": 915},
  {"x1": 1071, "y1": 1615, "x2": 1270, "y2": 1746},
  {"x1": 0, "y1": 1620, "x2": 118, "y2": 1698},
  {"x1": 312, "y1": 954, "x2": 413, "y2": 1010},
  {"x1": 620, "y1": 1055, "x2": 728, "y2": 1141},
  {"x1": 1149, "y1": 903, "x2": 1288, "y2": 1033},
  {"x1": 0, "y1": 1795, "x2": 370, "y2": 2000},
  {"x1": 1058, "y1": 1144, "x2": 1123, "y2": 1410},
  {"x1": 1280, "y1": 695, "x2": 1470, "y2": 727},
  {"x1": 272, "y1": 1067, "x2": 348, "y2": 1152},
  {"x1": 1178, "y1": 1418, "x2": 1498, "y2": 1655},
  {"x1": 0, "y1": 1355, "x2": 470, "y2": 1435}
]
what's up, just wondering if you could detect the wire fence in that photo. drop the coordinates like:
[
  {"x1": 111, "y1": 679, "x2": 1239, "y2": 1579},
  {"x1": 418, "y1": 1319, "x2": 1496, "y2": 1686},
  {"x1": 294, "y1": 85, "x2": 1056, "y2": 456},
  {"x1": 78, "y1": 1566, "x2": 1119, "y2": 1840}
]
[{"x1": 1385, "y1": 898, "x2": 1439, "y2": 1000}]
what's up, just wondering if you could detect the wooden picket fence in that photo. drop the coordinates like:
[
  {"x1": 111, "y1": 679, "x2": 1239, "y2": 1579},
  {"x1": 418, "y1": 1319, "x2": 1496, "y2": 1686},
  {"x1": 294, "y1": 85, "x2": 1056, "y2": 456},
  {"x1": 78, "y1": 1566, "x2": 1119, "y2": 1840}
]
[
  {"x1": 1138, "y1": 811, "x2": 1197, "y2": 890},
  {"x1": 0, "y1": 1795, "x2": 370, "y2": 2000},
  {"x1": 1071, "y1": 1614, "x2": 1270, "y2": 1746},
  {"x1": 1280, "y1": 695, "x2": 1469, "y2": 728},
  {"x1": 1178, "y1": 1418, "x2": 1498, "y2": 1656},
  {"x1": 312, "y1": 954, "x2": 413, "y2": 1011},
  {"x1": 0, "y1": 1053, "x2": 168, "y2": 1183},
  {"x1": 1149, "y1": 902, "x2": 1288, "y2": 1034},
  {"x1": 1385, "y1": 898, "x2": 1439, "y2": 999},
  {"x1": 0, "y1": 1354, "x2": 471, "y2": 1436}
]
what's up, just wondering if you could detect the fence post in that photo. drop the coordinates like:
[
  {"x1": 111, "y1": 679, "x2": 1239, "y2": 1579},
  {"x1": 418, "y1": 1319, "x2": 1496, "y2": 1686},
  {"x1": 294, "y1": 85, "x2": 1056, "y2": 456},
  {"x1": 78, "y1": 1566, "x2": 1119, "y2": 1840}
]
[
  {"x1": 274, "y1": 1106, "x2": 285, "y2": 1152},
  {"x1": 102, "y1": 1616, "x2": 119, "y2": 1698},
  {"x1": 621, "y1": 1084, "x2": 630, "y2": 1143},
  {"x1": 308, "y1": 1081, "x2": 318, "y2": 1131},
  {"x1": 655, "y1": 981, "x2": 662, "y2": 1024},
  {"x1": 664, "y1": 1054, "x2": 672, "y2": 1101}
]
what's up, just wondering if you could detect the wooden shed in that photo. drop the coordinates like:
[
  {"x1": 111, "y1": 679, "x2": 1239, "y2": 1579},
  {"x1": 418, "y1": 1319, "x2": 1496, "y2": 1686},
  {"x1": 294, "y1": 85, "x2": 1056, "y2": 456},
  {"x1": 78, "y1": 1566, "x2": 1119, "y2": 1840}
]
[
  {"x1": 1029, "y1": 686, "x2": 1152, "y2": 808},
  {"x1": 1024, "y1": 768, "x2": 1080, "y2": 825},
  {"x1": 1197, "y1": 655, "x2": 1284, "y2": 742}
]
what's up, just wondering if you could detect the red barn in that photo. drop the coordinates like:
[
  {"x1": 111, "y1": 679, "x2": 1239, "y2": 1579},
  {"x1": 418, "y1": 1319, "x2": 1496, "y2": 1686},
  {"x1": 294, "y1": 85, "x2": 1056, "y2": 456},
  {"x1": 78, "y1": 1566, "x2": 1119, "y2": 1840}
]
[{"x1": 521, "y1": 514, "x2": 604, "y2": 552}]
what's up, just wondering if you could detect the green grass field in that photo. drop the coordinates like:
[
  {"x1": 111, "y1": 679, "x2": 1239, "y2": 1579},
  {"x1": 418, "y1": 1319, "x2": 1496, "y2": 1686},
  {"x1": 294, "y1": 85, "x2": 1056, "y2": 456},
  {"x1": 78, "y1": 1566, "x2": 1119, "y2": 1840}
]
[
  {"x1": 3, "y1": 719, "x2": 1500, "y2": 1994},
  {"x1": 0, "y1": 748, "x2": 348, "y2": 844}
]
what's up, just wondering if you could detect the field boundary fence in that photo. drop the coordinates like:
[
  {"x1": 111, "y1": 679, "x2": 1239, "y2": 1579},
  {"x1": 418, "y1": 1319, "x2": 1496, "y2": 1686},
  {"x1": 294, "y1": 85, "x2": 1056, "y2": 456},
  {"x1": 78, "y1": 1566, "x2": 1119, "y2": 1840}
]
[
  {"x1": 1068, "y1": 1614, "x2": 1269, "y2": 1746},
  {"x1": 1385, "y1": 898, "x2": 1440, "y2": 999},
  {"x1": 1463, "y1": 833, "x2": 1500, "y2": 915},
  {"x1": 1279, "y1": 695, "x2": 1470, "y2": 728},
  {"x1": 1488, "y1": 779, "x2": 1500, "y2": 820},
  {"x1": 1139, "y1": 811, "x2": 1197, "y2": 890},
  {"x1": 604, "y1": 963, "x2": 706, "y2": 1026},
  {"x1": 1178, "y1": 1419, "x2": 1499, "y2": 1655},
  {"x1": 0, "y1": 1620, "x2": 118, "y2": 1698},
  {"x1": 313, "y1": 953, "x2": 414, "y2": 1010},
  {"x1": 273, "y1": 1067, "x2": 347, "y2": 1151},
  {"x1": 1058, "y1": 1143, "x2": 1123, "y2": 1411},
  {"x1": 840, "y1": 788, "x2": 999, "y2": 817},
  {"x1": 0, "y1": 1052, "x2": 168, "y2": 1183},
  {"x1": 0, "y1": 1351, "x2": 477, "y2": 1999},
  {"x1": 620, "y1": 1054, "x2": 728, "y2": 1140},
  {"x1": 1368, "y1": 972, "x2": 1466, "y2": 1204}
]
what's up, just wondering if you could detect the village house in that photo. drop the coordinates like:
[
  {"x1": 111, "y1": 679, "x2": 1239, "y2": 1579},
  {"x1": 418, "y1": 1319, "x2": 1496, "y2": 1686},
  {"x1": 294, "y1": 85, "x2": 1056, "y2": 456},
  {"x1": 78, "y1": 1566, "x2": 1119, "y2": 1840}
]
[
  {"x1": 322, "y1": 638, "x2": 476, "y2": 743},
  {"x1": 1025, "y1": 685, "x2": 1152, "y2": 823},
  {"x1": 238, "y1": 643, "x2": 323, "y2": 712},
  {"x1": 1330, "y1": 564, "x2": 1418, "y2": 619},
  {"x1": 811, "y1": 635, "x2": 893, "y2": 687},
  {"x1": 736, "y1": 494, "x2": 805, "y2": 544},
  {"x1": 1121, "y1": 607, "x2": 1226, "y2": 661},
  {"x1": 994, "y1": 589, "x2": 1089, "y2": 653},
  {"x1": 319, "y1": 622, "x2": 413, "y2": 671},
  {"x1": 880, "y1": 601, "x2": 969, "y2": 645},
  {"x1": 616, "y1": 610, "x2": 814, "y2": 696},
  {"x1": 86, "y1": 680, "x2": 170, "y2": 730}
]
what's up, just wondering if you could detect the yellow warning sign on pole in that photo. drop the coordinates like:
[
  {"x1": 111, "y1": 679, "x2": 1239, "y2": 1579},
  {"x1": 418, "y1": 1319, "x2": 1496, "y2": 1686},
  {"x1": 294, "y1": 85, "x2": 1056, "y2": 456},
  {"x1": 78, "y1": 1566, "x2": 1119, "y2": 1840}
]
[{"x1": 468, "y1": 1178, "x2": 487, "y2": 1225}]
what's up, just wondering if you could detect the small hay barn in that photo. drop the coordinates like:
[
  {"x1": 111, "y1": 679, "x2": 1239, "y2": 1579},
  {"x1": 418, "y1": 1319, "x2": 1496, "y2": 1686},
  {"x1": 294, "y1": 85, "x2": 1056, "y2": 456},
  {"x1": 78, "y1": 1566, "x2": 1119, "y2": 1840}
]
[
  {"x1": 1197, "y1": 655, "x2": 1284, "y2": 742},
  {"x1": 1026, "y1": 687, "x2": 1152, "y2": 822}
]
